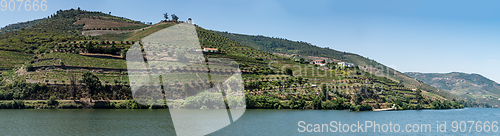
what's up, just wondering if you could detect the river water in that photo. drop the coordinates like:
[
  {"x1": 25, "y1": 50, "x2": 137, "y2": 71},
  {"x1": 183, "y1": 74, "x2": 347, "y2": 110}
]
[{"x1": 0, "y1": 108, "x2": 499, "y2": 135}]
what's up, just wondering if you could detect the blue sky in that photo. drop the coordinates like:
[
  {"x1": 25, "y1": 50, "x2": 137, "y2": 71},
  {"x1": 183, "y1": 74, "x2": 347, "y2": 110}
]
[{"x1": 1, "y1": 0, "x2": 499, "y2": 83}]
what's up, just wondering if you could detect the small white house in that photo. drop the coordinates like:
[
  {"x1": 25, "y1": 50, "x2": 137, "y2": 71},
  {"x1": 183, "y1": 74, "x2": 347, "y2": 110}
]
[
  {"x1": 338, "y1": 62, "x2": 355, "y2": 67},
  {"x1": 311, "y1": 59, "x2": 326, "y2": 66},
  {"x1": 203, "y1": 48, "x2": 218, "y2": 52},
  {"x1": 314, "y1": 60, "x2": 324, "y2": 64}
]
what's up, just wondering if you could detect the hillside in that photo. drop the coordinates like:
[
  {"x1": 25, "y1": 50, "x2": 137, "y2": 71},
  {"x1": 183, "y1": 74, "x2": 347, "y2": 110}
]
[
  {"x1": 215, "y1": 31, "x2": 458, "y2": 101},
  {"x1": 406, "y1": 72, "x2": 500, "y2": 107},
  {"x1": 0, "y1": 9, "x2": 146, "y2": 54},
  {"x1": 0, "y1": 9, "x2": 479, "y2": 110},
  {"x1": 0, "y1": 18, "x2": 47, "y2": 34}
]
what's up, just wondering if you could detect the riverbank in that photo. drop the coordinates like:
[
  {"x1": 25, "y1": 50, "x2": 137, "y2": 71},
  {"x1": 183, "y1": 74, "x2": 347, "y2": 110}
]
[
  {"x1": 0, "y1": 99, "x2": 466, "y2": 111},
  {"x1": 0, "y1": 100, "x2": 168, "y2": 109}
]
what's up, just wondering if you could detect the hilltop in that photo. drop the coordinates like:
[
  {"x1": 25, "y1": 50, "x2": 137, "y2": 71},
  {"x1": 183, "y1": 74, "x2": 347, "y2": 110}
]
[
  {"x1": 406, "y1": 72, "x2": 500, "y2": 107},
  {"x1": 0, "y1": 9, "x2": 479, "y2": 110}
]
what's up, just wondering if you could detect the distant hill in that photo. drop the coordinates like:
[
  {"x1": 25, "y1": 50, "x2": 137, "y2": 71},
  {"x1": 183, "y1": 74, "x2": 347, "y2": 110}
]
[
  {"x1": 406, "y1": 72, "x2": 500, "y2": 106},
  {"x1": 0, "y1": 18, "x2": 46, "y2": 34},
  {"x1": 215, "y1": 31, "x2": 458, "y2": 100}
]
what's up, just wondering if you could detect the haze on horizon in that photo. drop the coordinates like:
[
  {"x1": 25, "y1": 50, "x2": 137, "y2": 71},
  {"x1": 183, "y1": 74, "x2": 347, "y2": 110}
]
[{"x1": 1, "y1": 0, "x2": 499, "y2": 83}]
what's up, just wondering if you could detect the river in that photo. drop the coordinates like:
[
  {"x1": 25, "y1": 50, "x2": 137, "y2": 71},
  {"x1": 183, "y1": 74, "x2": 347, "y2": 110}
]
[{"x1": 0, "y1": 108, "x2": 498, "y2": 135}]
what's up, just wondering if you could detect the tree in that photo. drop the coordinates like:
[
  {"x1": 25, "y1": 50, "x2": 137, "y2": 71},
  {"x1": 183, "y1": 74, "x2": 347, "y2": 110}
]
[
  {"x1": 313, "y1": 96, "x2": 322, "y2": 109},
  {"x1": 288, "y1": 97, "x2": 296, "y2": 109},
  {"x1": 299, "y1": 58, "x2": 306, "y2": 64},
  {"x1": 163, "y1": 12, "x2": 169, "y2": 20},
  {"x1": 114, "y1": 79, "x2": 119, "y2": 85},
  {"x1": 25, "y1": 64, "x2": 34, "y2": 72},
  {"x1": 415, "y1": 89, "x2": 423, "y2": 104},
  {"x1": 353, "y1": 94, "x2": 363, "y2": 105},
  {"x1": 82, "y1": 72, "x2": 102, "y2": 102},
  {"x1": 69, "y1": 72, "x2": 78, "y2": 101},
  {"x1": 285, "y1": 68, "x2": 293, "y2": 76},
  {"x1": 171, "y1": 14, "x2": 179, "y2": 21},
  {"x1": 321, "y1": 84, "x2": 328, "y2": 101},
  {"x1": 47, "y1": 96, "x2": 58, "y2": 106}
]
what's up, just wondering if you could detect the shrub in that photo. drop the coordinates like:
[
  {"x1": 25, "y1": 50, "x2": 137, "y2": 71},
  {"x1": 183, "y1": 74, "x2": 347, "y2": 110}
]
[
  {"x1": 359, "y1": 103, "x2": 373, "y2": 111},
  {"x1": 25, "y1": 64, "x2": 34, "y2": 72},
  {"x1": 47, "y1": 96, "x2": 58, "y2": 106}
]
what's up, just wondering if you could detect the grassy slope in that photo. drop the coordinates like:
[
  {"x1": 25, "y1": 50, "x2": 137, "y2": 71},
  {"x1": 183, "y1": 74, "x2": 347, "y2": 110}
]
[
  {"x1": 0, "y1": 9, "x2": 145, "y2": 55},
  {"x1": 0, "y1": 9, "x2": 148, "y2": 70},
  {"x1": 0, "y1": 50, "x2": 32, "y2": 69},
  {"x1": 215, "y1": 31, "x2": 459, "y2": 100},
  {"x1": 38, "y1": 53, "x2": 126, "y2": 69}
]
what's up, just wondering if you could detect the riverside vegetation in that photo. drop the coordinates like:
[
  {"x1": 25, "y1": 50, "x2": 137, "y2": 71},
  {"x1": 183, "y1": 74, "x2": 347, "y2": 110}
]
[{"x1": 0, "y1": 9, "x2": 486, "y2": 110}]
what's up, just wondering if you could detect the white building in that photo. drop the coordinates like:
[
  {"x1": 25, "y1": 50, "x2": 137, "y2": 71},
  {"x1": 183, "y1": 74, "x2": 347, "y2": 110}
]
[
  {"x1": 338, "y1": 62, "x2": 355, "y2": 67},
  {"x1": 203, "y1": 48, "x2": 218, "y2": 52},
  {"x1": 311, "y1": 59, "x2": 326, "y2": 66},
  {"x1": 314, "y1": 60, "x2": 324, "y2": 64}
]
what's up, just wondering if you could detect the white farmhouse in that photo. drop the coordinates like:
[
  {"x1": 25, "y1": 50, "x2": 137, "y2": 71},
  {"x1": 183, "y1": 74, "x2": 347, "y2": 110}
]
[
  {"x1": 203, "y1": 48, "x2": 218, "y2": 52},
  {"x1": 311, "y1": 59, "x2": 326, "y2": 66},
  {"x1": 338, "y1": 62, "x2": 355, "y2": 67}
]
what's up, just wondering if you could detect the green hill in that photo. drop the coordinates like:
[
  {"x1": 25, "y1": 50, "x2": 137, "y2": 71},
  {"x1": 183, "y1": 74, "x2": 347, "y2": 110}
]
[
  {"x1": 0, "y1": 18, "x2": 47, "y2": 34},
  {"x1": 406, "y1": 72, "x2": 500, "y2": 107},
  {"x1": 0, "y1": 9, "x2": 146, "y2": 54},
  {"x1": 0, "y1": 9, "x2": 479, "y2": 110},
  {"x1": 215, "y1": 31, "x2": 458, "y2": 100}
]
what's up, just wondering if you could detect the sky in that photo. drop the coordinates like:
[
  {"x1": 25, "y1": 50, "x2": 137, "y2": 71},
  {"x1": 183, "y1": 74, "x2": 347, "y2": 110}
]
[{"x1": 1, "y1": 0, "x2": 499, "y2": 83}]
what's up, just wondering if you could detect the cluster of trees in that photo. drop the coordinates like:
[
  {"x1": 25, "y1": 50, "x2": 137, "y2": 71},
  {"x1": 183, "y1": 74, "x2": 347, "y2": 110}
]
[
  {"x1": 0, "y1": 72, "x2": 132, "y2": 101},
  {"x1": 216, "y1": 31, "x2": 353, "y2": 61},
  {"x1": 245, "y1": 94, "x2": 282, "y2": 109},
  {"x1": 85, "y1": 42, "x2": 121, "y2": 55},
  {"x1": 163, "y1": 12, "x2": 179, "y2": 21}
]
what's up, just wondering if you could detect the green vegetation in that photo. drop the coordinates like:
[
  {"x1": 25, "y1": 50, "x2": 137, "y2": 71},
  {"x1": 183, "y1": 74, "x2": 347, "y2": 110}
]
[
  {"x1": 215, "y1": 31, "x2": 462, "y2": 102},
  {"x1": 0, "y1": 8, "x2": 144, "y2": 54},
  {"x1": 37, "y1": 52, "x2": 126, "y2": 68},
  {"x1": 0, "y1": 18, "x2": 46, "y2": 34},
  {"x1": 82, "y1": 72, "x2": 101, "y2": 102},
  {"x1": 0, "y1": 50, "x2": 32, "y2": 69},
  {"x1": 0, "y1": 8, "x2": 481, "y2": 110},
  {"x1": 215, "y1": 31, "x2": 349, "y2": 60}
]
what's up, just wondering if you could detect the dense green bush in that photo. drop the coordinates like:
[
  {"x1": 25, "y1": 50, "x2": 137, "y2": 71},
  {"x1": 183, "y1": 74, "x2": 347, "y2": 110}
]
[
  {"x1": 47, "y1": 96, "x2": 58, "y2": 106},
  {"x1": 0, "y1": 100, "x2": 24, "y2": 109},
  {"x1": 245, "y1": 94, "x2": 282, "y2": 109}
]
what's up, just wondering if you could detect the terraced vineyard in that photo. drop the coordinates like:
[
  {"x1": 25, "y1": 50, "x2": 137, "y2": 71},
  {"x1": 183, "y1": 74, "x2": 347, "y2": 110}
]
[
  {"x1": 0, "y1": 9, "x2": 484, "y2": 110},
  {"x1": 0, "y1": 50, "x2": 32, "y2": 70}
]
